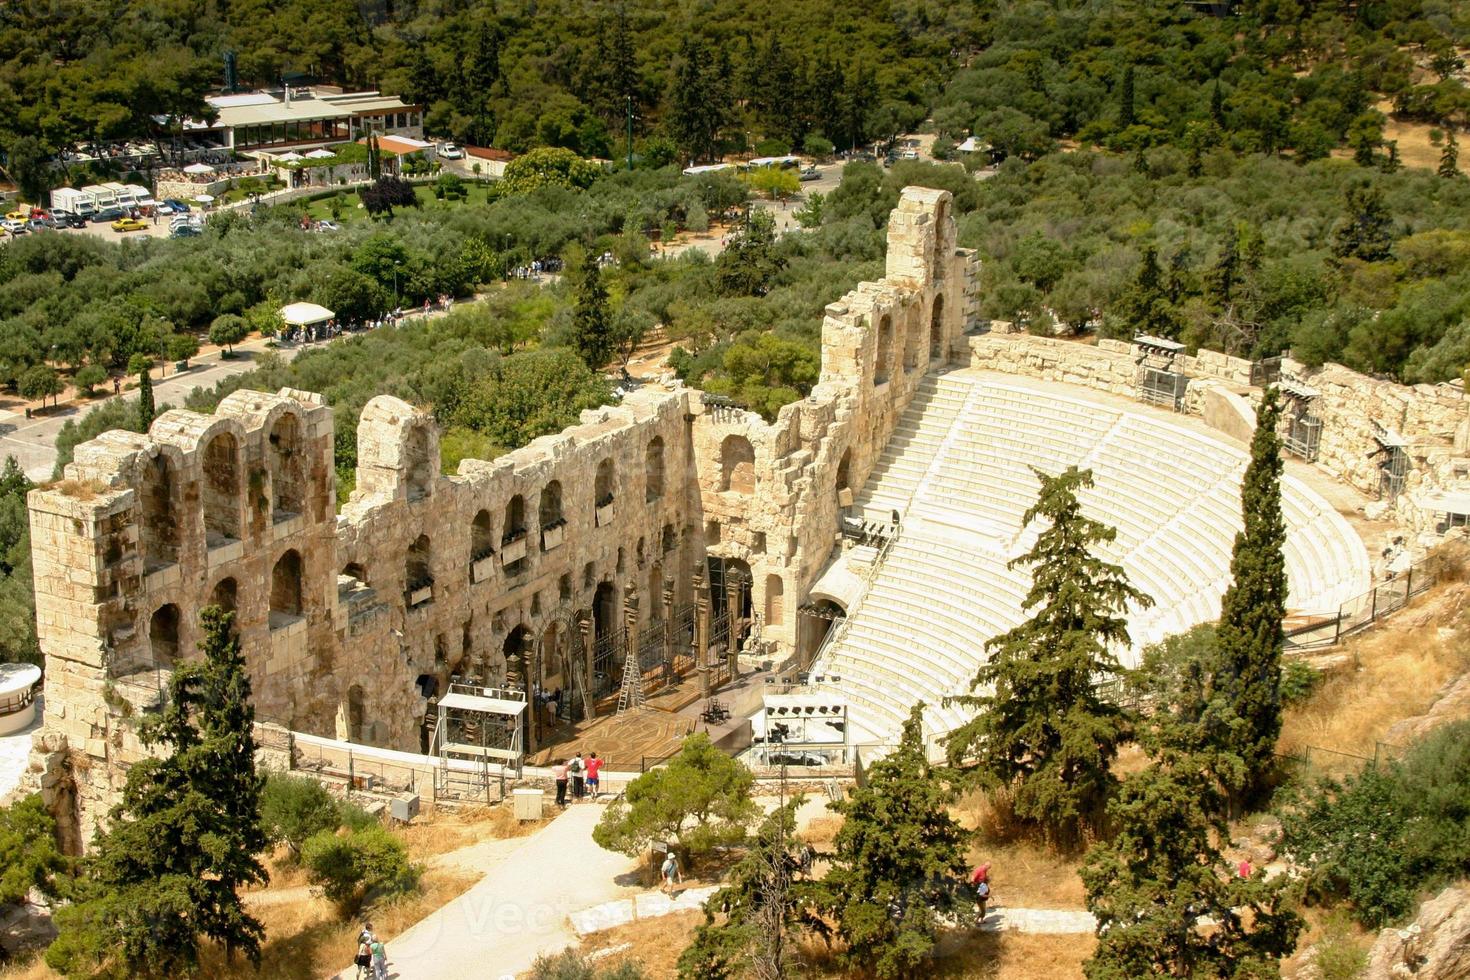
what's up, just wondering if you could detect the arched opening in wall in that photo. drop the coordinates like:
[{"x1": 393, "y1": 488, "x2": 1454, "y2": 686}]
[
  {"x1": 797, "y1": 599, "x2": 846, "y2": 664},
  {"x1": 662, "y1": 524, "x2": 677, "y2": 554},
  {"x1": 503, "y1": 625, "x2": 533, "y2": 686},
  {"x1": 592, "y1": 580, "x2": 619, "y2": 682},
  {"x1": 875, "y1": 314, "x2": 892, "y2": 386},
  {"x1": 269, "y1": 412, "x2": 305, "y2": 521},
  {"x1": 404, "y1": 423, "x2": 433, "y2": 501},
  {"x1": 270, "y1": 549, "x2": 304, "y2": 625},
  {"x1": 346, "y1": 684, "x2": 365, "y2": 743},
  {"x1": 645, "y1": 437, "x2": 665, "y2": 502},
  {"x1": 471, "y1": 510, "x2": 494, "y2": 562},
  {"x1": 836, "y1": 449, "x2": 852, "y2": 507},
  {"x1": 201, "y1": 433, "x2": 240, "y2": 545},
  {"x1": 595, "y1": 458, "x2": 615, "y2": 509},
  {"x1": 504, "y1": 495, "x2": 526, "y2": 543},
  {"x1": 720, "y1": 435, "x2": 756, "y2": 493},
  {"x1": 338, "y1": 562, "x2": 373, "y2": 606},
  {"x1": 929, "y1": 292, "x2": 945, "y2": 362},
  {"x1": 405, "y1": 534, "x2": 433, "y2": 598},
  {"x1": 149, "y1": 603, "x2": 181, "y2": 667},
  {"x1": 932, "y1": 199, "x2": 949, "y2": 280},
  {"x1": 903, "y1": 305, "x2": 921, "y2": 371},
  {"x1": 765, "y1": 574, "x2": 785, "y2": 627},
  {"x1": 141, "y1": 454, "x2": 179, "y2": 570},
  {"x1": 539, "y1": 481, "x2": 563, "y2": 529},
  {"x1": 210, "y1": 577, "x2": 238, "y2": 616}
]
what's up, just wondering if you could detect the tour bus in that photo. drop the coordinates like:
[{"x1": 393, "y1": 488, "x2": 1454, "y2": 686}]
[{"x1": 747, "y1": 155, "x2": 801, "y2": 170}]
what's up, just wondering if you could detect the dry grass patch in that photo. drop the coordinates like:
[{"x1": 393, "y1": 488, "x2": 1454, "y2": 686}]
[
  {"x1": 583, "y1": 909, "x2": 704, "y2": 975},
  {"x1": 1279, "y1": 583, "x2": 1470, "y2": 773},
  {"x1": 396, "y1": 801, "x2": 545, "y2": 860},
  {"x1": 954, "y1": 790, "x2": 1086, "y2": 910}
]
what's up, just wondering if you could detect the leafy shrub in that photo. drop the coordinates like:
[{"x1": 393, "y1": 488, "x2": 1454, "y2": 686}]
[
  {"x1": 260, "y1": 774, "x2": 341, "y2": 859},
  {"x1": 529, "y1": 949, "x2": 648, "y2": 980},
  {"x1": 1279, "y1": 658, "x2": 1321, "y2": 707},
  {"x1": 300, "y1": 824, "x2": 419, "y2": 915}
]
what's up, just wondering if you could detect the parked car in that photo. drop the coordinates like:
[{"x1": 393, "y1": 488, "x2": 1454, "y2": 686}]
[
  {"x1": 163, "y1": 199, "x2": 192, "y2": 213},
  {"x1": 315, "y1": 219, "x2": 341, "y2": 232},
  {"x1": 169, "y1": 225, "x2": 201, "y2": 238},
  {"x1": 27, "y1": 218, "x2": 53, "y2": 231},
  {"x1": 90, "y1": 207, "x2": 125, "y2": 223},
  {"x1": 4, "y1": 210, "x2": 28, "y2": 223},
  {"x1": 111, "y1": 217, "x2": 147, "y2": 232},
  {"x1": 50, "y1": 211, "x2": 87, "y2": 228},
  {"x1": 1, "y1": 219, "x2": 28, "y2": 235},
  {"x1": 799, "y1": 166, "x2": 820, "y2": 181},
  {"x1": 439, "y1": 143, "x2": 463, "y2": 159}
]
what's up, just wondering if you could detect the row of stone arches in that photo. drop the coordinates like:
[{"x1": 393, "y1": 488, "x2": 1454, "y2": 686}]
[
  {"x1": 873, "y1": 293, "x2": 945, "y2": 388},
  {"x1": 140, "y1": 413, "x2": 308, "y2": 570},
  {"x1": 145, "y1": 548, "x2": 306, "y2": 667}
]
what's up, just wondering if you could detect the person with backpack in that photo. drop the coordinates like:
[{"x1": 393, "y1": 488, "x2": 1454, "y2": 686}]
[
  {"x1": 353, "y1": 937, "x2": 372, "y2": 978},
  {"x1": 570, "y1": 752, "x2": 586, "y2": 801}
]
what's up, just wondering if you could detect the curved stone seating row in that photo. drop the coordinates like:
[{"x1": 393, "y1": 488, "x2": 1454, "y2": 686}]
[{"x1": 818, "y1": 376, "x2": 1372, "y2": 746}]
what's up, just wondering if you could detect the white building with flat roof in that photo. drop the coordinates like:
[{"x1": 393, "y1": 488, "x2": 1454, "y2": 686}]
[{"x1": 202, "y1": 86, "x2": 423, "y2": 153}]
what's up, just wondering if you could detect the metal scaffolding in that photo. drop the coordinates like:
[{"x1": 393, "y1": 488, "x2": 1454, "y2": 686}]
[{"x1": 1133, "y1": 335, "x2": 1188, "y2": 412}]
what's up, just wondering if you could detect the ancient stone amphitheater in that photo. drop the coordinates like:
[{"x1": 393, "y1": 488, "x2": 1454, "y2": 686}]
[{"x1": 18, "y1": 187, "x2": 1469, "y2": 845}]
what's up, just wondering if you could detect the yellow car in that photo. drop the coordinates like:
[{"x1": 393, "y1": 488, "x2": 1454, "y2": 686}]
[
  {"x1": 4, "y1": 210, "x2": 28, "y2": 223},
  {"x1": 111, "y1": 217, "x2": 147, "y2": 232}
]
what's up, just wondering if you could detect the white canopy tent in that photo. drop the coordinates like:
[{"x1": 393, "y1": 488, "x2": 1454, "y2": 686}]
[
  {"x1": 279, "y1": 301, "x2": 335, "y2": 327},
  {"x1": 274, "y1": 151, "x2": 305, "y2": 162},
  {"x1": 304, "y1": 148, "x2": 337, "y2": 159},
  {"x1": 183, "y1": 162, "x2": 215, "y2": 175}
]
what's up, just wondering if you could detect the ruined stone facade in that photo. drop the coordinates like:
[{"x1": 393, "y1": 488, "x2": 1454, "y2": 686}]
[{"x1": 20, "y1": 187, "x2": 979, "y2": 844}]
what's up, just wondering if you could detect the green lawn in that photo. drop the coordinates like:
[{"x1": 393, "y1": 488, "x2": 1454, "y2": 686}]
[{"x1": 301, "y1": 182, "x2": 495, "y2": 223}]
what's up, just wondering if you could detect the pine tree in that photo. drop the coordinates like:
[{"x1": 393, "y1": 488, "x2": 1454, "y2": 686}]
[
  {"x1": 1330, "y1": 181, "x2": 1395, "y2": 262},
  {"x1": 137, "y1": 366, "x2": 154, "y2": 432},
  {"x1": 1118, "y1": 64, "x2": 1136, "y2": 129},
  {"x1": 1209, "y1": 78, "x2": 1225, "y2": 127},
  {"x1": 668, "y1": 37, "x2": 728, "y2": 163},
  {"x1": 678, "y1": 798, "x2": 823, "y2": 980},
  {"x1": 47, "y1": 606, "x2": 268, "y2": 977},
  {"x1": 571, "y1": 262, "x2": 614, "y2": 371},
  {"x1": 946, "y1": 466, "x2": 1152, "y2": 846},
  {"x1": 1118, "y1": 244, "x2": 1180, "y2": 339},
  {"x1": 1439, "y1": 128, "x2": 1460, "y2": 179},
  {"x1": 1382, "y1": 139, "x2": 1401, "y2": 173},
  {"x1": 818, "y1": 705, "x2": 970, "y2": 979},
  {"x1": 1212, "y1": 386, "x2": 1288, "y2": 808}
]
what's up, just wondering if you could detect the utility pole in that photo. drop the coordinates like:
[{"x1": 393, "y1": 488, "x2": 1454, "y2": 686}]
[{"x1": 626, "y1": 95, "x2": 634, "y2": 172}]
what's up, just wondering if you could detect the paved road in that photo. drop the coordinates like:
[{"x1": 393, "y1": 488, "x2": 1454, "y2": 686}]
[{"x1": 346, "y1": 801, "x2": 643, "y2": 980}]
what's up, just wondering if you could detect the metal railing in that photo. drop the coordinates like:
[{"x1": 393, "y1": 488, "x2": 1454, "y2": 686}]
[{"x1": 1284, "y1": 557, "x2": 1435, "y2": 651}]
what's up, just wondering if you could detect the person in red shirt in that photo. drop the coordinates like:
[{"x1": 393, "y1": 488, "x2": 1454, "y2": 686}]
[
  {"x1": 585, "y1": 752, "x2": 603, "y2": 799},
  {"x1": 970, "y1": 863, "x2": 992, "y2": 921}
]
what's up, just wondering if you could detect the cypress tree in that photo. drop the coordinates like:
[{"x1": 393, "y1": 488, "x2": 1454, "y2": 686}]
[
  {"x1": 137, "y1": 366, "x2": 154, "y2": 431},
  {"x1": 946, "y1": 466, "x2": 1152, "y2": 846},
  {"x1": 571, "y1": 262, "x2": 614, "y2": 371},
  {"x1": 1209, "y1": 78, "x2": 1225, "y2": 127},
  {"x1": 48, "y1": 606, "x2": 268, "y2": 976},
  {"x1": 1212, "y1": 386, "x2": 1288, "y2": 808},
  {"x1": 820, "y1": 704, "x2": 970, "y2": 979},
  {"x1": 1118, "y1": 64, "x2": 1136, "y2": 129},
  {"x1": 1439, "y1": 128, "x2": 1460, "y2": 179}
]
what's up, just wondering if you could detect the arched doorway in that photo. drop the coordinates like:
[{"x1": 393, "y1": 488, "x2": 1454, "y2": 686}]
[
  {"x1": 764, "y1": 574, "x2": 785, "y2": 627},
  {"x1": 141, "y1": 455, "x2": 179, "y2": 570},
  {"x1": 592, "y1": 581, "x2": 619, "y2": 690},
  {"x1": 269, "y1": 413, "x2": 305, "y2": 519},
  {"x1": 798, "y1": 599, "x2": 846, "y2": 665},
  {"x1": 345, "y1": 684, "x2": 365, "y2": 742},
  {"x1": 709, "y1": 556, "x2": 753, "y2": 653},
  {"x1": 503, "y1": 625, "x2": 534, "y2": 688},
  {"x1": 210, "y1": 577, "x2": 238, "y2": 616}
]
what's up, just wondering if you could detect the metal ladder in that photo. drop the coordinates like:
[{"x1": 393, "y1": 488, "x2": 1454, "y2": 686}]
[{"x1": 615, "y1": 647, "x2": 645, "y2": 714}]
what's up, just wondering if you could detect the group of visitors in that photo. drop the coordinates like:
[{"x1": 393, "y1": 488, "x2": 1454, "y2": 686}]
[
  {"x1": 352, "y1": 922, "x2": 388, "y2": 980},
  {"x1": 551, "y1": 751, "x2": 603, "y2": 807}
]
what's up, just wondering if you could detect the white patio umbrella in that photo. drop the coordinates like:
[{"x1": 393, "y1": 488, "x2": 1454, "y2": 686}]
[
  {"x1": 275, "y1": 151, "x2": 305, "y2": 163},
  {"x1": 194, "y1": 193, "x2": 215, "y2": 204},
  {"x1": 183, "y1": 162, "x2": 215, "y2": 175},
  {"x1": 304, "y1": 148, "x2": 336, "y2": 159}
]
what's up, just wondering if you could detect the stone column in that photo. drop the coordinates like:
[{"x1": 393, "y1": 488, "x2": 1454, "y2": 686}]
[
  {"x1": 725, "y1": 572, "x2": 743, "y2": 683},
  {"x1": 693, "y1": 565, "x2": 711, "y2": 698},
  {"x1": 622, "y1": 585, "x2": 640, "y2": 680},
  {"x1": 661, "y1": 577, "x2": 675, "y2": 683},
  {"x1": 577, "y1": 611, "x2": 595, "y2": 721}
]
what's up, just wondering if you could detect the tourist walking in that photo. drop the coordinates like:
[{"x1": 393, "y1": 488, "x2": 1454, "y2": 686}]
[
  {"x1": 660, "y1": 850, "x2": 682, "y2": 895},
  {"x1": 971, "y1": 863, "x2": 991, "y2": 921},
  {"x1": 570, "y1": 752, "x2": 585, "y2": 801},
  {"x1": 585, "y1": 751, "x2": 602, "y2": 799},
  {"x1": 553, "y1": 758, "x2": 569, "y2": 807},
  {"x1": 353, "y1": 937, "x2": 372, "y2": 979},
  {"x1": 370, "y1": 937, "x2": 388, "y2": 980}
]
